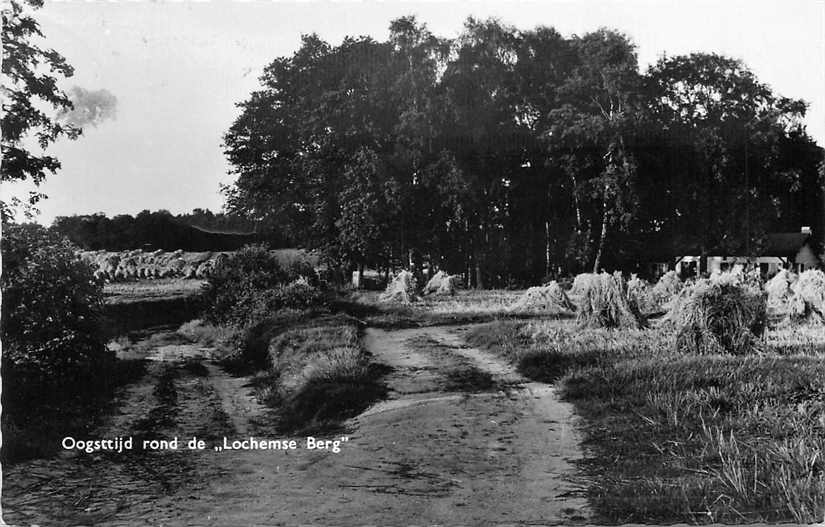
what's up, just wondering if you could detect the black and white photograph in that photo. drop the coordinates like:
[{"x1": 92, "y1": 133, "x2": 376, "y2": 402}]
[{"x1": 1, "y1": 0, "x2": 825, "y2": 524}]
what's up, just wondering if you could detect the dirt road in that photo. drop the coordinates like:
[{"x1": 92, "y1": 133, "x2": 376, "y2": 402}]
[{"x1": 2, "y1": 324, "x2": 590, "y2": 526}]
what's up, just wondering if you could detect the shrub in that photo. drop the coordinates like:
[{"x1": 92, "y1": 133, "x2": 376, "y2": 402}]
[
  {"x1": 203, "y1": 244, "x2": 322, "y2": 325},
  {"x1": 673, "y1": 281, "x2": 767, "y2": 355},
  {"x1": 1, "y1": 224, "x2": 111, "y2": 385}
]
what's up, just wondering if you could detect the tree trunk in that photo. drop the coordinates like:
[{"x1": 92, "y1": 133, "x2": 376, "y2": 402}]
[
  {"x1": 571, "y1": 174, "x2": 583, "y2": 234},
  {"x1": 592, "y1": 192, "x2": 609, "y2": 273},
  {"x1": 475, "y1": 254, "x2": 485, "y2": 290},
  {"x1": 545, "y1": 220, "x2": 552, "y2": 279},
  {"x1": 465, "y1": 219, "x2": 474, "y2": 288},
  {"x1": 408, "y1": 248, "x2": 424, "y2": 287}
]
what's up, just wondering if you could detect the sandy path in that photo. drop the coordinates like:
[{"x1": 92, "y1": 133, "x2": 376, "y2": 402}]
[
  {"x1": 137, "y1": 325, "x2": 591, "y2": 525},
  {"x1": 2, "y1": 324, "x2": 591, "y2": 526}
]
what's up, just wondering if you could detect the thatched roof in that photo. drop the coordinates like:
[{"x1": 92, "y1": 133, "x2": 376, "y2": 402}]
[{"x1": 759, "y1": 233, "x2": 813, "y2": 257}]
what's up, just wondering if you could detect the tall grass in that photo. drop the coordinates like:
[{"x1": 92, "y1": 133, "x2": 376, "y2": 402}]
[
  {"x1": 468, "y1": 318, "x2": 825, "y2": 523},
  {"x1": 251, "y1": 315, "x2": 386, "y2": 432}
]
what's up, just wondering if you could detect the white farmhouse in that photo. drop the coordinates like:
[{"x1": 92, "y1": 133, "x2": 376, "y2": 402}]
[{"x1": 672, "y1": 228, "x2": 822, "y2": 278}]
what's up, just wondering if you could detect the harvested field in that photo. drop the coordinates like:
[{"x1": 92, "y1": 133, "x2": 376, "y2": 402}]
[
  {"x1": 101, "y1": 279, "x2": 207, "y2": 335},
  {"x1": 80, "y1": 248, "x2": 319, "y2": 283},
  {"x1": 104, "y1": 279, "x2": 206, "y2": 304},
  {"x1": 12, "y1": 256, "x2": 825, "y2": 525},
  {"x1": 339, "y1": 288, "x2": 570, "y2": 328}
]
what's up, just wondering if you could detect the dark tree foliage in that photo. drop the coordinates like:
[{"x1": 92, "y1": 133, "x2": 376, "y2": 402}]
[
  {"x1": 223, "y1": 17, "x2": 824, "y2": 286},
  {"x1": 202, "y1": 244, "x2": 321, "y2": 326},
  {"x1": 1, "y1": 0, "x2": 81, "y2": 219},
  {"x1": 643, "y1": 53, "x2": 815, "y2": 270},
  {"x1": 50, "y1": 209, "x2": 284, "y2": 251},
  {"x1": 1, "y1": 224, "x2": 110, "y2": 382}
]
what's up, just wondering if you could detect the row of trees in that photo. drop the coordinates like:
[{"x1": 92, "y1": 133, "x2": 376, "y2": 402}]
[
  {"x1": 224, "y1": 17, "x2": 824, "y2": 287},
  {"x1": 50, "y1": 209, "x2": 285, "y2": 251}
]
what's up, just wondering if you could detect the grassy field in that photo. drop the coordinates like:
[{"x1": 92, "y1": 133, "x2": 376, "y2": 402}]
[
  {"x1": 104, "y1": 278, "x2": 206, "y2": 304},
  {"x1": 337, "y1": 288, "x2": 572, "y2": 327},
  {"x1": 467, "y1": 317, "x2": 825, "y2": 523}
]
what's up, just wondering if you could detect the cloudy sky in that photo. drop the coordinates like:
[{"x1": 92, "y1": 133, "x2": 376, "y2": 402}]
[{"x1": 6, "y1": 0, "x2": 825, "y2": 225}]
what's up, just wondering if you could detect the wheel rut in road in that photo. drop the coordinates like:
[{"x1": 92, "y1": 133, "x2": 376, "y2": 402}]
[{"x1": 348, "y1": 324, "x2": 592, "y2": 524}]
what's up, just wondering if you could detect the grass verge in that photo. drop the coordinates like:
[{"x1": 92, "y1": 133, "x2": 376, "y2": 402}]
[
  {"x1": 202, "y1": 312, "x2": 388, "y2": 434},
  {"x1": 259, "y1": 314, "x2": 387, "y2": 433},
  {"x1": 1, "y1": 359, "x2": 147, "y2": 464},
  {"x1": 467, "y1": 319, "x2": 825, "y2": 524}
]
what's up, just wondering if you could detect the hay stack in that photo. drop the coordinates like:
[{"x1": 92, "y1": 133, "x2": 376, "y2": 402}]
[
  {"x1": 75, "y1": 249, "x2": 255, "y2": 282},
  {"x1": 652, "y1": 270, "x2": 683, "y2": 305},
  {"x1": 509, "y1": 281, "x2": 574, "y2": 314},
  {"x1": 569, "y1": 273, "x2": 592, "y2": 296},
  {"x1": 745, "y1": 267, "x2": 764, "y2": 290},
  {"x1": 575, "y1": 272, "x2": 644, "y2": 329},
  {"x1": 765, "y1": 269, "x2": 797, "y2": 306},
  {"x1": 379, "y1": 270, "x2": 419, "y2": 304},
  {"x1": 627, "y1": 274, "x2": 660, "y2": 314},
  {"x1": 673, "y1": 281, "x2": 767, "y2": 355},
  {"x1": 117, "y1": 256, "x2": 138, "y2": 280},
  {"x1": 709, "y1": 269, "x2": 763, "y2": 291},
  {"x1": 423, "y1": 270, "x2": 458, "y2": 296},
  {"x1": 788, "y1": 269, "x2": 825, "y2": 324},
  {"x1": 664, "y1": 283, "x2": 695, "y2": 325}
]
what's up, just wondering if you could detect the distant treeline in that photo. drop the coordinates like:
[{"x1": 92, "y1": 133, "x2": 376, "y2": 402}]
[{"x1": 51, "y1": 209, "x2": 289, "y2": 251}]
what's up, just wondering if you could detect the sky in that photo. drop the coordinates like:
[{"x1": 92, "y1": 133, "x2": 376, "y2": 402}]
[{"x1": 5, "y1": 0, "x2": 825, "y2": 225}]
